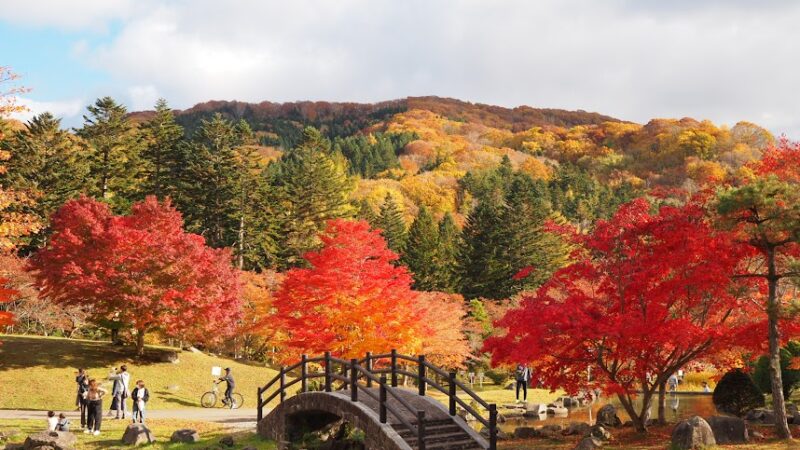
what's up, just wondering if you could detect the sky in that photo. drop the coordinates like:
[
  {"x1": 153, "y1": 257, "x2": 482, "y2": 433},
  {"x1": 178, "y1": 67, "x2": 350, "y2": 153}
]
[{"x1": 1, "y1": 0, "x2": 799, "y2": 137}]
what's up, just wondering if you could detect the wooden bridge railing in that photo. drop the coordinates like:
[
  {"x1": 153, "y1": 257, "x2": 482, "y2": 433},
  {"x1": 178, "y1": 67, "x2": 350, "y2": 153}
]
[{"x1": 257, "y1": 349, "x2": 497, "y2": 450}]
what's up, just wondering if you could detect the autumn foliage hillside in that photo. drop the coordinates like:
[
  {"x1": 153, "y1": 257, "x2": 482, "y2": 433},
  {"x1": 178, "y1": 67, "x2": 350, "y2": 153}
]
[{"x1": 131, "y1": 96, "x2": 774, "y2": 227}]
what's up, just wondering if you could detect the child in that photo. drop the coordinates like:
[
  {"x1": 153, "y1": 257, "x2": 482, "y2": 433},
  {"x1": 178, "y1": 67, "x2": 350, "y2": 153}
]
[
  {"x1": 46, "y1": 411, "x2": 58, "y2": 431},
  {"x1": 56, "y1": 413, "x2": 70, "y2": 432},
  {"x1": 131, "y1": 380, "x2": 149, "y2": 424}
]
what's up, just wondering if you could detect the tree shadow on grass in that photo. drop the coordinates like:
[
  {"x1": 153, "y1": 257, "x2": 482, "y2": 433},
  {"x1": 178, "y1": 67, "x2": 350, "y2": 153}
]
[
  {"x1": 153, "y1": 391, "x2": 198, "y2": 408},
  {"x1": 0, "y1": 336, "x2": 175, "y2": 370}
]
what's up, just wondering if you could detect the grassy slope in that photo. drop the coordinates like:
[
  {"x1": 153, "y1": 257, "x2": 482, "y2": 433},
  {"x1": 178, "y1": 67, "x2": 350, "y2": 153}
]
[
  {"x1": 0, "y1": 335, "x2": 282, "y2": 410},
  {"x1": 0, "y1": 419, "x2": 275, "y2": 450}
]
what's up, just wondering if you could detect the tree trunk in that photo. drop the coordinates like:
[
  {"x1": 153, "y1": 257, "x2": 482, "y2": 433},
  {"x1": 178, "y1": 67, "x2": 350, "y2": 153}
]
[
  {"x1": 767, "y1": 247, "x2": 792, "y2": 439},
  {"x1": 657, "y1": 381, "x2": 667, "y2": 425},
  {"x1": 136, "y1": 330, "x2": 145, "y2": 357},
  {"x1": 617, "y1": 394, "x2": 645, "y2": 433},
  {"x1": 238, "y1": 215, "x2": 245, "y2": 270}
]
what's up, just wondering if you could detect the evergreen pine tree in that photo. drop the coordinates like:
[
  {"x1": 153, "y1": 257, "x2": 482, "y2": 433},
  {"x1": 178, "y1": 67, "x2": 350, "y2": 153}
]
[
  {"x1": 457, "y1": 193, "x2": 509, "y2": 300},
  {"x1": 266, "y1": 126, "x2": 354, "y2": 268},
  {"x1": 77, "y1": 96, "x2": 142, "y2": 210},
  {"x1": 1, "y1": 113, "x2": 90, "y2": 248},
  {"x1": 140, "y1": 98, "x2": 185, "y2": 200},
  {"x1": 401, "y1": 206, "x2": 440, "y2": 290},
  {"x1": 434, "y1": 212, "x2": 460, "y2": 293},
  {"x1": 376, "y1": 193, "x2": 407, "y2": 254},
  {"x1": 180, "y1": 113, "x2": 242, "y2": 248}
]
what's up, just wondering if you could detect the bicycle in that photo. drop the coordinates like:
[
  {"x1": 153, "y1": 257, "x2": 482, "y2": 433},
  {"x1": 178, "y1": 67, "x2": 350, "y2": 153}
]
[{"x1": 200, "y1": 381, "x2": 243, "y2": 409}]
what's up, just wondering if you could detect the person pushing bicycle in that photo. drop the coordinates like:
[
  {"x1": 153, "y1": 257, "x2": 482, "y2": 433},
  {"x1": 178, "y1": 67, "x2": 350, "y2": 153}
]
[{"x1": 216, "y1": 368, "x2": 235, "y2": 407}]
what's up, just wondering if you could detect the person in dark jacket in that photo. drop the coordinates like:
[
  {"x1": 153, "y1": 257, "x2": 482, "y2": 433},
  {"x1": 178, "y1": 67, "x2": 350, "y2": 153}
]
[
  {"x1": 131, "y1": 380, "x2": 149, "y2": 423},
  {"x1": 217, "y1": 368, "x2": 235, "y2": 408},
  {"x1": 75, "y1": 368, "x2": 89, "y2": 428}
]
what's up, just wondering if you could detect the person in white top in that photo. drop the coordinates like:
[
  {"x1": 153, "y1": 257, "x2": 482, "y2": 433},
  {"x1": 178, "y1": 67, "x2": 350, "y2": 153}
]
[
  {"x1": 108, "y1": 365, "x2": 131, "y2": 419},
  {"x1": 46, "y1": 411, "x2": 58, "y2": 431}
]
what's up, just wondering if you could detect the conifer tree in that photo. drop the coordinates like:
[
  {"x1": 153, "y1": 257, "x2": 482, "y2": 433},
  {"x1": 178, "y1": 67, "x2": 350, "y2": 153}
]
[
  {"x1": 457, "y1": 194, "x2": 509, "y2": 299},
  {"x1": 77, "y1": 97, "x2": 142, "y2": 211},
  {"x1": 140, "y1": 98, "x2": 185, "y2": 200},
  {"x1": 402, "y1": 206, "x2": 440, "y2": 290},
  {"x1": 266, "y1": 127, "x2": 354, "y2": 268},
  {"x1": 180, "y1": 113, "x2": 243, "y2": 248},
  {"x1": 376, "y1": 193, "x2": 407, "y2": 254},
  {"x1": 435, "y1": 212, "x2": 460, "y2": 292},
  {"x1": 1, "y1": 113, "x2": 89, "y2": 247}
]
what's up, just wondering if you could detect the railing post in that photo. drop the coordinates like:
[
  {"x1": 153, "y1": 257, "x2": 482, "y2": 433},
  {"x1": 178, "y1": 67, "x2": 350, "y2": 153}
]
[
  {"x1": 279, "y1": 366, "x2": 286, "y2": 403},
  {"x1": 417, "y1": 410, "x2": 426, "y2": 450},
  {"x1": 448, "y1": 371, "x2": 457, "y2": 416},
  {"x1": 391, "y1": 349, "x2": 398, "y2": 387},
  {"x1": 365, "y1": 352, "x2": 373, "y2": 387},
  {"x1": 418, "y1": 355, "x2": 426, "y2": 396},
  {"x1": 324, "y1": 351, "x2": 332, "y2": 392},
  {"x1": 257, "y1": 386, "x2": 263, "y2": 422},
  {"x1": 489, "y1": 404, "x2": 498, "y2": 450},
  {"x1": 300, "y1": 354, "x2": 308, "y2": 393},
  {"x1": 379, "y1": 375, "x2": 388, "y2": 424},
  {"x1": 350, "y1": 358, "x2": 358, "y2": 402}
]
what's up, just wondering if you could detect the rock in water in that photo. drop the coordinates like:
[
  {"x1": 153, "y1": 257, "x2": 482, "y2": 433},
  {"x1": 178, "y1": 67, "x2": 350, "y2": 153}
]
[
  {"x1": 596, "y1": 404, "x2": 622, "y2": 427},
  {"x1": 23, "y1": 431, "x2": 77, "y2": 450},
  {"x1": 706, "y1": 416, "x2": 748, "y2": 444},
  {"x1": 170, "y1": 429, "x2": 200, "y2": 443},
  {"x1": 671, "y1": 416, "x2": 716, "y2": 449},
  {"x1": 121, "y1": 424, "x2": 156, "y2": 446}
]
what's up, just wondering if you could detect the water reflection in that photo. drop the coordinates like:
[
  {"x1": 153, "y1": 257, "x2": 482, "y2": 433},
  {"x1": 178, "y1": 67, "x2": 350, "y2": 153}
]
[{"x1": 497, "y1": 394, "x2": 717, "y2": 432}]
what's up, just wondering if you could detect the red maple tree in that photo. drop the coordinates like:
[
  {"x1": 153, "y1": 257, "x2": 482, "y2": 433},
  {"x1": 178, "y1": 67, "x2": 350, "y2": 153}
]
[
  {"x1": 270, "y1": 219, "x2": 422, "y2": 362},
  {"x1": 32, "y1": 196, "x2": 241, "y2": 355},
  {"x1": 485, "y1": 198, "x2": 756, "y2": 432},
  {"x1": 0, "y1": 277, "x2": 15, "y2": 333}
]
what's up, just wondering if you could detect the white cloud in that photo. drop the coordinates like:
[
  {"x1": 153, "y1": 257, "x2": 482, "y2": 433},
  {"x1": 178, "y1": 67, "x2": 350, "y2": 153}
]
[
  {"x1": 0, "y1": 0, "x2": 135, "y2": 31},
  {"x1": 11, "y1": 96, "x2": 84, "y2": 122},
  {"x1": 8, "y1": 0, "x2": 800, "y2": 137},
  {"x1": 127, "y1": 85, "x2": 160, "y2": 111}
]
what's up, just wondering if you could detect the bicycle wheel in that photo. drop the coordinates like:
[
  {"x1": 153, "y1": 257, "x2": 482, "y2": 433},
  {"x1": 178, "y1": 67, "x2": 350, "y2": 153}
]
[
  {"x1": 231, "y1": 393, "x2": 244, "y2": 409},
  {"x1": 200, "y1": 391, "x2": 217, "y2": 408}
]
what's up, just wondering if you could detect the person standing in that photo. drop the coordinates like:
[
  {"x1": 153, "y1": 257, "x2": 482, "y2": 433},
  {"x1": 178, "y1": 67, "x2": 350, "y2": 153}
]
[
  {"x1": 84, "y1": 379, "x2": 107, "y2": 436},
  {"x1": 75, "y1": 368, "x2": 89, "y2": 428},
  {"x1": 109, "y1": 365, "x2": 131, "y2": 419},
  {"x1": 130, "y1": 380, "x2": 149, "y2": 424},
  {"x1": 217, "y1": 368, "x2": 235, "y2": 408},
  {"x1": 515, "y1": 364, "x2": 531, "y2": 403}
]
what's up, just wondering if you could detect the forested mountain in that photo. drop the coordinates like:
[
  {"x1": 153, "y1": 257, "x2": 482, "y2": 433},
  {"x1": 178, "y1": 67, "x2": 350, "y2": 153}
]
[{"x1": 1, "y1": 95, "x2": 775, "y2": 298}]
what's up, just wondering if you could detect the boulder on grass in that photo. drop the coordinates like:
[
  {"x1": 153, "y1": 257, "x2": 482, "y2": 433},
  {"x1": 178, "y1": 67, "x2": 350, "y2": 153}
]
[
  {"x1": 219, "y1": 435, "x2": 235, "y2": 447},
  {"x1": 23, "y1": 432, "x2": 76, "y2": 450},
  {"x1": 121, "y1": 424, "x2": 156, "y2": 446},
  {"x1": 170, "y1": 429, "x2": 200, "y2": 443},
  {"x1": 596, "y1": 405, "x2": 622, "y2": 427},
  {"x1": 525, "y1": 403, "x2": 547, "y2": 415},
  {"x1": 513, "y1": 427, "x2": 538, "y2": 439},
  {"x1": 563, "y1": 422, "x2": 591, "y2": 436},
  {"x1": 671, "y1": 416, "x2": 716, "y2": 450},
  {"x1": 706, "y1": 416, "x2": 748, "y2": 444},
  {"x1": 573, "y1": 436, "x2": 604, "y2": 450},
  {"x1": 589, "y1": 425, "x2": 611, "y2": 441}
]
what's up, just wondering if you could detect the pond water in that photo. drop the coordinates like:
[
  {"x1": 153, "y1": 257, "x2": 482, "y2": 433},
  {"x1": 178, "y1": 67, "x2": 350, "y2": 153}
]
[{"x1": 497, "y1": 393, "x2": 717, "y2": 432}]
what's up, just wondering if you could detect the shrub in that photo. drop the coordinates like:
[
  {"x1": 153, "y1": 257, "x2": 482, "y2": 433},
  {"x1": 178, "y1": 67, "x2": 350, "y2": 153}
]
[
  {"x1": 752, "y1": 341, "x2": 800, "y2": 400},
  {"x1": 712, "y1": 368, "x2": 765, "y2": 417},
  {"x1": 484, "y1": 369, "x2": 510, "y2": 387}
]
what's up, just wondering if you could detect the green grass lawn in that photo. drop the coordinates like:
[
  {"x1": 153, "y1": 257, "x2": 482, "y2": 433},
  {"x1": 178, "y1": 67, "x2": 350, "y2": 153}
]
[
  {"x1": 0, "y1": 335, "x2": 285, "y2": 411},
  {"x1": 0, "y1": 418, "x2": 276, "y2": 450}
]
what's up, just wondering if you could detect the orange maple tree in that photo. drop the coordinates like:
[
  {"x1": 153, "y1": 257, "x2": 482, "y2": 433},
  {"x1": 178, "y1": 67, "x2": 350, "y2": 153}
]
[{"x1": 271, "y1": 219, "x2": 422, "y2": 362}]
